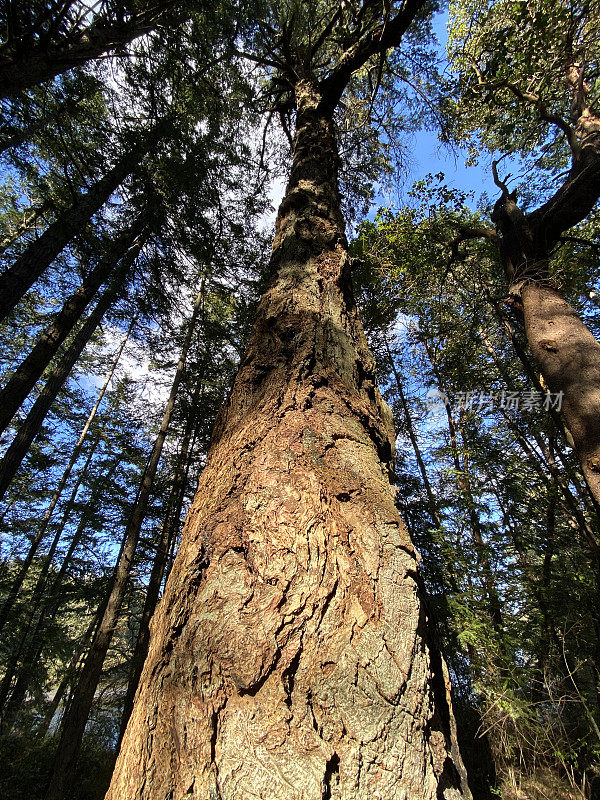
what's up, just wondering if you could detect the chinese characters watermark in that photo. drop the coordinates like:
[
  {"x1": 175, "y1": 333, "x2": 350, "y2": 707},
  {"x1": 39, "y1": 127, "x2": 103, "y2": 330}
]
[{"x1": 425, "y1": 387, "x2": 563, "y2": 416}]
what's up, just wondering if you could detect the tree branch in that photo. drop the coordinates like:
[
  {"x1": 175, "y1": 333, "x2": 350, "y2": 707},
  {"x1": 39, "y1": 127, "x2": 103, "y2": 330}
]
[{"x1": 318, "y1": 0, "x2": 429, "y2": 115}]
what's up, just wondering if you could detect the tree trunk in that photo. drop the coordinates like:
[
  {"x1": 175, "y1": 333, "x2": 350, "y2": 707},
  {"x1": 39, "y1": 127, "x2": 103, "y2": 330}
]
[
  {"x1": 46, "y1": 286, "x2": 206, "y2": 800},
  {"x1": 0, "y1": 146, "x2": 143, "y2": 323},
  {"x1": 519, "y1": 281, "x2": 600, "y2": 504},
  {"x1": 38, "y1": 611, "x2": 101, "y2": 737},
  {"x1": 0, "y1": 436, "x2": 98, "y2": 704},
  {"x1": 117, "y1": 376, "x2": 205, "y2": 747},
  {"x1": 384, "y1": 337, "x2": 443, "y2": 531},
  {"x1": 0, "y1": 240, "x2": 141, "y2": 502},
  {"x1": 1, "y1": 455, "x2": 123, "y2": 729},
  {"x1": 425, "y1": 350, "x2": 504, "y2": 638},
  {"x1": 489, "y1": 117, "x2": 600, "y2": 506},
  {"x1": 0, "y1": 219, "x2": 143, "y2": 436},
  {"x1": 107, "y1": 81, "x2": 467, "y2": 800}
]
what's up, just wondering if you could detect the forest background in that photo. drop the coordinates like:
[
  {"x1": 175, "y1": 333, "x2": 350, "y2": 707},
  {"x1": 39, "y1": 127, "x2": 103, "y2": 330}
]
[{"x1": 0, "y1": 1, "x2": 599, "y2": 799}]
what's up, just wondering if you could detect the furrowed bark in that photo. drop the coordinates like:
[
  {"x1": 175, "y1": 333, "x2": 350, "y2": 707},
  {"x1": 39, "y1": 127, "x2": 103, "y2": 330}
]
[
  {"x1": 46, "y1": 286, "x2": 205, "y2": 800},
  {"x1": 107, "y1": 81, "x2": 467, "y2": 800},
  {"x1": 0, "y1": 241, "x2": 140, "y2": 502},
  {"x1": 0, "y1": 318, "x2": 134, "y2": 636},
  {"x1": 0, "y1": 146, "x2": 142, "y2": 323}
]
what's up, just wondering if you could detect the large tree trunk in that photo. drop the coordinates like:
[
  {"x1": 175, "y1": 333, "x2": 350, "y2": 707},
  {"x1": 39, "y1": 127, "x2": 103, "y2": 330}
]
[
  {"x1": 520, "y1": 282, "x2": 600, "y2": 504},
  {"x1": 107, "y1": 81, "x2": 467, "y2": 800},
  {"x1": 490, "y1": 115, "x2": 600, "y2": 506}
]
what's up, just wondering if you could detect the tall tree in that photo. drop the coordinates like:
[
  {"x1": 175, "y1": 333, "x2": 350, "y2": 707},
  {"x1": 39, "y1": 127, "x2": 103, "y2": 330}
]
[
  {"x1": 47, "y1": 285, "x2": 206, "y2": 800},
  {"x1": 0, "y1": 217, "x2": 144, "y2": 437},
  {"x1": 108, "y1": 3, "x2": 469, "y2": 799},
  {"x1": 0, "y1": 0, "x2": 179, "y2": 97},
  {"x1": 446, "y1": 0, "x2": 600, "y2": 501},
  {"x1": 0, "y1": 138, "x2": 148, "y2": 323},
  {"x1": 0, "y1": 240, "x2": 142, "y2": 501}
]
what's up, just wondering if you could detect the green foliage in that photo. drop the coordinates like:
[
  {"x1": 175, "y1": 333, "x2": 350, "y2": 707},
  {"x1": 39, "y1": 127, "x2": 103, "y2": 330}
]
[{"x1": 354, "y1": 197, "x2": 600, "y2": 796}]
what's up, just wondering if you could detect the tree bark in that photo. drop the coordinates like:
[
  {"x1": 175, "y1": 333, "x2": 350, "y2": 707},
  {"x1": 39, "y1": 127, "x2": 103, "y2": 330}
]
[
  {"x1": 46, "y1": 286, "x2": 206, "y2": 800},
  {"x1": 520, "y1": 282, "x2": 600, "y2": 504},
  {"x1": 0, "y1": 146, "x2": 142, "y2": 323},
  {"x1": 0, "y1": 241, "x2": 141, "y2": 502},
  {"x1": 0, "y1": 219, "x2": 143, "y2": 436},
  {"x1": 107, "y1": 81, "x2": 467, "y2": 800}
]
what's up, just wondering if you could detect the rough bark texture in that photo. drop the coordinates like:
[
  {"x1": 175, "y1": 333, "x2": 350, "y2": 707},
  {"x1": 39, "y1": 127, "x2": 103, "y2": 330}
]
[{"x1": 107, "y1": 82, "x2": 466, "y2": 800}]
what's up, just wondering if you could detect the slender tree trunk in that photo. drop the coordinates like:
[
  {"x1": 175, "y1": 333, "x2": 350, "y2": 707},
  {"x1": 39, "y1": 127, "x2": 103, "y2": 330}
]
[
  {"x1": 384, "y1": 337, "x2": 443, "y2": 530},
  {"x1": 46, "y1": 286, "x2": 207, "y2": 800},
  {"x1": 107, "y1": 82, "x2": 467, "y2": 800},
  {"x1": 425, "y1": 351, "x2": 504, "y2": 637},
  {"x1": 0, "y1": 240, "x2": 141, "y2": 502},
  {"x1": 38, "y1": 612, "x2": 101, "y2": 737},
  {"x1": 3, "y1": 488, "x2": 101, "y2": 726},
  {"x1": 0, "y1": 434, "x2": 98, "y2": 653},
  {"x1": 1, "y1": 456, "x2": 123, "y2": 728},
  {"x1": 0, "y1": 440, "x2": 100, "y2": 721},
  {"x1": 0, "y1": 220, "x2": 143, "y2": 435},
  {"x1": 0, "y1": 146, "x2": 143, "y2": 323},
  {"x1": 0, "y1": 321, "x2": 133, "y2": 635},
  {"x1": 117, "y1": 376, "x2": 205, "y2": 746}
]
